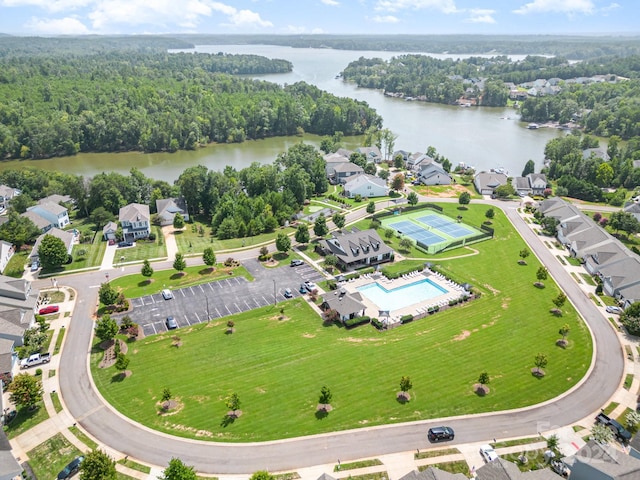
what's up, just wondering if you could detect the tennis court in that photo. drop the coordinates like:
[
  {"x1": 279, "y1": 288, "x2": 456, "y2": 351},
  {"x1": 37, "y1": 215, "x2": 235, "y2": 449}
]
[
  {"x1": 417, "y1": 214, "x2": 474, "y2": 238},
  {"x1": 388, "y1": 220, "x2": 445, "y2": 246}
]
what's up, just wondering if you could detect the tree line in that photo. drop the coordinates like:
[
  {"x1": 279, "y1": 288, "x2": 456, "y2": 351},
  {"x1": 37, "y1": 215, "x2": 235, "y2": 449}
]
[{"x1": 0, "y1": 51, "x2": 381, "y2": 159}]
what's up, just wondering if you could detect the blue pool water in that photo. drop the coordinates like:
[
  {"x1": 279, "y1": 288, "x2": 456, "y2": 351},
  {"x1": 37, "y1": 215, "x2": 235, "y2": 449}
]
[{"x1": 357, "y1": 279, "x2": 448, "y2": 312}]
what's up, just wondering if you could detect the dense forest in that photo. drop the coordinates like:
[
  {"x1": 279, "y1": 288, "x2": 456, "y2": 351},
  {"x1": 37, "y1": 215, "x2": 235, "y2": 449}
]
[
  {"x1": 0, "y1": 50, "x2": 380, "y2": 159},
  {"x1": 0, "y1": 143, "x2": 330, "y2": 246},
  {"x1": 170, "y1": 34, "x2": 640, "y2": 60}
]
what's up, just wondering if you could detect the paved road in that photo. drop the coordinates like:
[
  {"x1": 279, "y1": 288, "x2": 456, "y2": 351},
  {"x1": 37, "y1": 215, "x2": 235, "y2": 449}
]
[{"x1": 49, "y1": 200, "x2": 623, "y2": 474}]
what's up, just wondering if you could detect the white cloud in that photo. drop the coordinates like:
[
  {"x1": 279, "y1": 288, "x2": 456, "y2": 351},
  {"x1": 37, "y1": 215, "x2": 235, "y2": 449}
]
[
  {"x1": 218, "y1": 8, "x2": 273, "y2": 27},
  {"x1": 284, "y1": 24, "x2": 325, "y2": 34},
  {"x1": 375, "y1": 0, "x2": 457, "y2": 14},
  {"x1": 25, "y1": 15, "x2": 91, "y2": 34},
  {"x1": 464, "y1": 8, "x2": 496, "y2": 23},
  {"x1": 1, "y1": 0, "x2": 92, "y2": 13},
  {"x1": 513, "y1": 0, "x2": 595, "y2": 15},
  {"x1": 372, "y1": 15, "x2": 399, "y2": 23},
  {"x1": 600, "y1": 2, "x2": 620, "y2": 14},
  {"x1": 320, "y1": 0, "x2": 339, "y2": 5}
]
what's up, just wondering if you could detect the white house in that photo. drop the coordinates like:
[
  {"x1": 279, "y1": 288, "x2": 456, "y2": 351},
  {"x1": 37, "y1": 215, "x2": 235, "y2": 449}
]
[
  {"x1": 0, "y1": 241, "x2": 14, "y2": 275},
  {"x1": 26, "y1": 202, "x2": 70, "y2": 229},
  {"x1": 343, "y1": 174, "x2": 388, "y2": 198},
  {"x1": 102, "y1": 221, "x2": 118, "y2": 241},
  {"x1": 119, "y1": 203, "x2": 151, "y2": 241},
  {"x1": 417, "y1": 163, "x2": 451, "y2": 186}
]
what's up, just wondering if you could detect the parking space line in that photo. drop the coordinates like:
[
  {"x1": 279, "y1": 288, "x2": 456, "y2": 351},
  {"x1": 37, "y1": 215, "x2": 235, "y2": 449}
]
[
  {"x1": 261, "y1": 295, "x2": 269, "y2": 304},
  {"x1": 189, "y1": 286, "x2": 195, "y2": 295},
  {"x1": 225, "y1": 305, "x2": 232, "y2": 315},
  {"x1": 180, "y1": 289, "x2": 186, "y2": 297},
  {"x1": 232, "y1": 303, "x2": 240, "y2": 313},
  {"x1": 208, "y1": 283, "x2": 215, "y2": 291},
  {"x1": 214, "y1": 307, "x2": 222, "y2": 317},
  {"x1": 194, "y1": 312, "x2": 201, "y2": 323},
  {"x1": 245, "y1": 300, "x2": 252, "y2": 309},
  {"x1": 254, "y1": 298, "x2": 261, "y2": 308},
  {"x1": 151, "y1": 323, "x2": 157, "y2": 334},
  {"x1": 184, "y1": 314, "x2": 191, "y2": 326},
  {"x1": 198, "y1": 285, "x2": 205, "y2": 293},
  {"x1": 149, "y1": 295, "x2": 156, "y2": 304}
]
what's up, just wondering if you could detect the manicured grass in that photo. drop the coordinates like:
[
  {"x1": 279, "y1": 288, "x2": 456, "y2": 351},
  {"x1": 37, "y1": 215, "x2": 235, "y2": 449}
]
[
  {"x1": 69, "y1": 232, "x2": 107, "y2": 270},
  {"x1": 117, "y1": 227, "x2": 166, "y2": 263},
  {"x1": 42, "y1": 290, "x2": 66, "y2": 303},
  {"x1": 118, "y1": 457, "x2": 151, "y2": 474},
  {"x1": 335, "y1": 459, "x2": 382, "y2": 471},
  {"x1": 4, "y1": 250, "x2": 29, "y2": 278},
  {"x1": 42, "y1": 328, "x2": 54, "y2": 353},
  {"x1": 573, "y1": 425, "x2": 585, "y2": 432},
  {"x1": 54, "y1": 328, "x2": 65, "y2": 354},
  {"x1": 415, "y1": 448, "x2": 459, "y2": 459},
  {"x1": 624, "y1": 374, "x2": 634, "y2": 390},
  {"x1": 26, "y1": 433, "x2": 83, "y2": 480},
  {"x1": 625, "y1": 345, "x2": 634, "y2": 360},
  {"x1": 90, "y1": 203, "x2": 592, "y2": 443},
  {"x1": 419, "y1": 461, "x2": 469, "y2": 476},
  {"x1": 3, "y1": 403, "x2": 48, "y2": 439},
  {"x1": 50, "y1": 391, "x2": 63, "y2": 413},
  {"x1": 108, "y1": 264, "x2": 252, "y2": 299},
  {"x1": 565, "y1": 256, "x2": 582, "y2": 267},
  {"x1": 580, "y1": 273, "x2": 596, "y2": 286},
  {"x1": 504, "y1": 449, "x2": 549, "y2": 473},
  {"x1": 69, "y1": 424, "x2": 99, "y2": 450},
  {"x1": 603, "y1": 402, "x2": 619, "y2": 415},
  {"x1": 48, "y1": 369, "x2": 56, "y2": 378},
  {"x1": 273, "y1": 473, "x2": 299, "y2": 480},
  {"x1": 491, "y1": 436, "x2": 544, "y2": 449},
  {"x1": 346, "y1": 473, "x2": 388, "y2": 480}
]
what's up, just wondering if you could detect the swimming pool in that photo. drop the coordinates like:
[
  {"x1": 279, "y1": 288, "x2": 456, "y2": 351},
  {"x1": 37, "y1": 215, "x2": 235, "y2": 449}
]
[{"x1": 357, "y1": 279, "x2": 448, "y2": 312}]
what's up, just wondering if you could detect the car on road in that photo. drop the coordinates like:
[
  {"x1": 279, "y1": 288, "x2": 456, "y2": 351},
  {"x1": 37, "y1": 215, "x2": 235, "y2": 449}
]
[
  {"x1": 479, "y1": 444, "x2": 498, "y2": 463},
  {"x1": 166, "y1": 316, "x2": 178, "y2": 330},
  {"x1": 39, "y1": 305, "x2": 59, "y2": 315},
  {"x1": 161, "y1": 289, "x2": 173, "y2": 300},
  {"x1": 290, "y1": 259, "x2": 304, "y2": 267},
  {"x1": 606, "y1": 305, "x2": 622, "y2": 314},
  {"x1": 57, "y1": 455, "x2": 84, "y2": 479},
  {"x1": 427, "y1": 426, "x2": 455, "y2": 442},
  {"x1": 284, "y1": 288, "x2": 293, "y2": 298}
]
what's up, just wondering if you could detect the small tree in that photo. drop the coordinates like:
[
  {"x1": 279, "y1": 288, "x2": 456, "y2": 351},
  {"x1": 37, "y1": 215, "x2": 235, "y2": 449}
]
[
  {"x1": 399, "y1": 237, "x2": 413, "y2": 252},
  {"x1": 115, "y1": 353, "x2": 129, "y2": 372},
  {"x1": 80, "y1": 449, "x2": 117, "y2": 480},
  {"x1": 332, "y1": 213, "x2": 346, "y2": 230},
  {"x1": 385, "y1": 228, "x2": 394, "y2": 239},
  {"x1": 546, "y1": 434, "x2": 559, "y2": 450},
  {"x1": 250, "y1": 471, "x2": 275, "y2": 480},
  {"x1": 314, "y1": 214, "x2": 329, "y2": 237},
  {"x1": 275, "y1": 232, "x2": 291, "y2": 253},
  {"x1": 99, "y1": 282, "x2": 119, "y2": 306},
  {"x1": 172, "y1": 212, "x2": 185, "y2": 230},
  {"x1": 591, "y1": 423, "x2": 614, "y2": 445},
  {"x1": 553, "y1": 293, "x2": 567, "y2": 309},
  {"x1": 533, "y1": 353, "x2": 548, "y2": 376},
  {"x1": 485, "y1": 208, "x2": 495, "y2": 220},
  {"x1": 319, "y1": 385, "x2": 332, "y2": 406},
  {"x1": 38, "y1": 234, "x2": 69, "y2": 269},
  {"x1": 391, "y1": 173, "x2": 405, "y2": 192},
  {"x1": 95, "y1": 315, "x2": 119, "y2": 343},
  {"x1": 626, "y1": 410, "x2": 640, "y2": 430},
  {"x1": 458, "y1": 191, "x2": 471, "y2": 208},
  {"x1": 141, "y1": 259, "x2": 154, "y2": 280},
  {"x1": 161, "y1": 458, "x2": 197, "y2": 480},
  {"x1": 519, "y1": 248, "x2": 530, "y2": 263},
  {"x1": 173, "y1": 253, "x2": 186, "y2": 275},
  {"x1": 478, "y1": 372, "x2": 490, "y2": 386},
  {"x1": 9, "y1": 373, "x2": 43, "y2": 410},
  {"x1": 324, "y1": 254, "x2": 338, "y2": 271},
  {"x1": 161, "y1": 387, "x2": 172, "y2": 403},
  {"x1": 203, "y1": 247, "x2": 216, "y2": 270},
  {"x1": 536, "y1": 266, "x2": 548, "y2": 282},
  {"x1": 407, "y1": 192, "x2": 419, "y2": 206},
  {"x1": 400, "y1": 375, "x2": 413, "y2": 393},
  {"x1": 226, "y1": 392, "x2": 241, "y2": 414},
  {"x1": 393, "y1": 154, "x2": 404, "y2": 169},
  {"x1": 295, "y1": 224, "x2": 310, "y2": 244},
  {"x1": 559, "y1": 324, "x2": 570, "y2": 343},
  {"x1": 366, "y1": 201, "x2": 376, "y2": 214}
]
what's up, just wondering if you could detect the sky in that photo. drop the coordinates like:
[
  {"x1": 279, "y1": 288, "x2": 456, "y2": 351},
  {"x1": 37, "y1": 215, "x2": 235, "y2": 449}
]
[{"x1": 0, "y1": 0, "x2": 636, "y2": 37}]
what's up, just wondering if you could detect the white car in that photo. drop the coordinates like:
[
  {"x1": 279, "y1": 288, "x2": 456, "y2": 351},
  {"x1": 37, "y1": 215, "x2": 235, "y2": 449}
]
[
  {"x1": 479, "y1": 444, "x2": 498, "y2": 463},
  {"x1": 606, "y1": 306, "x2": 622, "y2": 315},
  {"x1": 161, "y1": 289, "x2": 173, "y2": 300}
]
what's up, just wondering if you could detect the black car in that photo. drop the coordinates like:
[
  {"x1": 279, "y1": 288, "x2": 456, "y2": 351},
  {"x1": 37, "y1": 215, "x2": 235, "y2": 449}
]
[
  {"x1": 166, "y1": 316, "x2": 178, "y2": 330},
  {"x1": 428, "y1": 426, "x2": 455, "y2": 442},
  {"x1": 57, "y1": 456, "x2": 84, "y2": 479},
  {"x1": 118, "y1": 241, "x2": 133, "y2": 248},
  {"x1": 290, "y1": 259, "x2": 304, "y2": 267}
]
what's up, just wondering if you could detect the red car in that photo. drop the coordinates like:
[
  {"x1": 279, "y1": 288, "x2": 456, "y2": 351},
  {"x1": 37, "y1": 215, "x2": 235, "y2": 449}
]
[{"x1": 38, "y1": 305, "x2": 59, "y2": 315}]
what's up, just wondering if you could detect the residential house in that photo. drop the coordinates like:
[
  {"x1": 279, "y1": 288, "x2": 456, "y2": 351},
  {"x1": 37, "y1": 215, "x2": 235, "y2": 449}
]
[
  {"x1": 623, "y1": 201, "x2": 640, "y2": 223},
  {"x1": 318, "y1": 229, "x2": 394, "y2": 270},
  {"x1": 320, "y1": 292, "x2": 366, "y2": 323},
  {"x1": 392, "y1": 150, "x2": 411, "y2": 163},
  {"x1": 21, "y1": 210, "x2": 53, "y2": 233},
  {"x1": 102, "y1": 221, "x2": 118, "y2": 241},
  {"x1": 475, "y1": 457, "x2": 558, "y2": 480},
  {"x1": 0, "y1": 418, "x2": 22, "y2": 480},
  {"x1": 528, "y1": 173, "x2": 547, "y2": 196},
  {"x1": 30, "y1": 228, "x2": 75, "y2": 263},
  {"x1": 332, "y1": 162, "x2": 364, "y2": 185},
  {"x1": 38, "y1": 193, "x2": 72, "y2": 206},
  {"x1": 582, "y1": 147, "x2": 610, "y2": 162},
  {"x1": 564, "y1": 439, "x2": 640, "y2": 479},
  {"x1": 119, "y1": 203, "x2": 151, "y2": 241},
  {"x1": 399, "y1": 467, "x2": 467, "y2": 480},
  {"x1": 356, "y1": 146, "x2": 382, "y2": 163},
  {"x1": 156, "y1": 197, "x2": 189, "y2": 226},
  {"x1": 343, "y1": 174, "x2": 388, "y2": 198},
  {"x1": 417, "y1": 162, "x2": 452, "y2": 186},
  {"x1": 564, "y1": 225, "x2": 615, "y2": 259},
  {"x1": 473, "y1": 172, "x2": 508, "y2": 195},
  {"x1": 407, "y1": 153, "x2": 435, "y2": 172},
  {"x1": 0, "y1": 338, "x2": 15, "y2": 386},
  {"x1": 0, "y1": 185, "x2": 20, "y2": 209},
  {"x1": 26, "y1": 201, "x2": 70, "y2": 229},
  {"x1": 583, "y1": 243, "x2": 631, "y2": 275},
  {"x1": 0, "y1": 241, "x2": 14, "y2": 274},
  {"x1": 0, "y1": 275, "x2": 40, "y2": 348},
  {"x1": 325, "y1": 152, "x2": 351, "y2": 183},
  {"x1": 598, "y1": 256, "x2": 640, "y2": 301}
]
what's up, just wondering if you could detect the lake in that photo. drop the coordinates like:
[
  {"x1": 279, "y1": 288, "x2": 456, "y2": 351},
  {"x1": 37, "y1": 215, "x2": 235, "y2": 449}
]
[{"x1": 0, "y1": 45, "x2": 565, "y2": 182}]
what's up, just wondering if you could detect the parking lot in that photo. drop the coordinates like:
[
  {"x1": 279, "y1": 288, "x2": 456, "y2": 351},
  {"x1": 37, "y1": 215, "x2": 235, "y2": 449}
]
[{"x1": 119, "y1": 259, "x2": 325, "y2": 336}]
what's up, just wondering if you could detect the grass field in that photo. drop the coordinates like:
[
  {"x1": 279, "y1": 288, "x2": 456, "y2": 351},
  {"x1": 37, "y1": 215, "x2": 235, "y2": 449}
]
[
  {"x1": 117, "y1": 226, "x2": 166, "y2": 263},
  {"x1": 91, "y1": 202, "x2": 592, "y2": 443},
  {"x1": 3, "y1": 402, "x2": 48, "y2": 439}
]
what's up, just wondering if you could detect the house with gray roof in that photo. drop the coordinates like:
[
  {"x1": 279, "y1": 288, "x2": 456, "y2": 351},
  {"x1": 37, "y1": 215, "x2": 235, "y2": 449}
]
[
  {"x1": 399, "y1": 467, "x2": 467, "y2": 480},
  {"x1": 21, "y1": 209, "x2": 54, "y2": 233},
  {"x1": 0, "y1": 337, "x2": 16, "y2": 386},
  {"x1": 0, "y1": 275, "x2": 39, "y2": 348},
  {"x1": 583, "y1": 242, "x2": 631, "y2": 275},
  {"x1": 27, "y1": 201, "x2": 70, "y2": 229},
  {"x1": 343, "y1": 174, "x2": 388, "y2": 198},
  {"x1": 102, "y1": 221, "x2": 118, "y2": 241},
  {"x1": 538, "y1": 197, "x2": 567, "y2": 214},
  {"x1": 476, "y1": 457, "x2": 558, "y2": 480},
  {"x1": 156, "y1": 197, "x2": 189, "y2": 227},
  {"x1": 623, "y1": 201, "x2": 640, "y2": 222},
  {"x1": 30, "y1": 228, "x2": 75, "y2": 263},
  {"x1": 564, "y1": 226, "x2": 615, "y2": 259},
  {"x1": 582, "y1": 147, "x2": 610, "y2": 162},
  {"x1": 0, "y1": 418, "x2": 22, "y2": 480},
  {"x1": 0, "y1": 241, "x2": 14, "y2": 275},
  {"x1": 408, "y1": 153, "x2": 435, "y2": 172},
  {"x1": 332, "y1": 162, "x2": 365, "y2": 185},
  {"x1": 541, "y1": 203, "x2": 582, "y2": 223},
  {"x1": 474, "y1": 172, "x2": 508, "y2": 195},
  {"x1": 417, "y1": 163, "x2": 451, "y2": 186},
  {"x1": 356, "y1": 146, "x2": 383, "y2": 163},
  {"x1": 564, "y1": 439, "x2": 640, "y2": 479},
  {"x1": 0, "y1": 185, "x2": 20, "y2": 209},
  {"x1": 119, "y1": 203, "x2": 151, "y2": 241},
  {"x1": 38, "y1": 193, "x2": 72, "y2": 206},
  {"x1": 320, "y1": 292, "x2": 366, "y2": 323},
  {"x1": 598, "y1": 256, "x2": 640, "y2": 299},
  {"x1": 318, "y1": 229, "x2": 393, "y2": 270}
]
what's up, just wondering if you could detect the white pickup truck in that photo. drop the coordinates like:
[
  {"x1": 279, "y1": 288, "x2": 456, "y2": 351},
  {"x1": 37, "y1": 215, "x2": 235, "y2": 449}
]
[{"x1": 20, "y1": 353, "x2": 51, "y2": 369}]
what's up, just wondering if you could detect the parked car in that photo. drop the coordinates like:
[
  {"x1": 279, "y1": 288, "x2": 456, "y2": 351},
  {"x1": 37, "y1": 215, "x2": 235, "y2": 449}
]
[
  {"x1": 290, "y1": 259, "x2": 304, "y2": 267},
  {"x1": 30, "y1": 261, "x2": 39, "y2": 272},
  {"x1": 166, "y1": 316, "x2": 178, "y2": 330},
  {"x1": 304, "y1": 281, "x2": 317, "y2": 290},
  {"x1": 38, "y1": 305, "x2": 59, "y2": 315},
  {"x1": 427, "y1": 426, "x2": 455, "y2": 442},
  {"x1": 284, "y1": 288, "x2": 293, "y2": 298},
  {"x1": 595, "y1": 411, "x2": 632, "y2": 442},
  {"x1": 606, "y1": 305, "x2": 622, "y2": 314},
  {"x1": 161, "y1": 289, "x2": 173, "y2": 300},
  {"x1": 20, "y1": 353, "x2": 51, "y2": 369},
  {"x1": 299, "y1": 284, "x2": 308, "y2": 294},
  {"x1": 479, "y1": 444, "x2": 498, "y2": 462},
  {"x1": 57, "y1": 456, "x2": 84, "y2": 479},
  {"x1": 118, "y1": 241, "x2": 133, "y2": 248}
]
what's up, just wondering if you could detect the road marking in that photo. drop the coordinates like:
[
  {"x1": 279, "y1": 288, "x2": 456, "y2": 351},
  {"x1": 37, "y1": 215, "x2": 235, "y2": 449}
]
[
  {"x1": 225, "y1": 304, "x2": 232, "y2": 315},
  {"x1": 194, "y1": 312, "x2": 200, "y2": 323},
  {"x1": 208, "y1": 283, "x2": 214, "y2": 291},
  {"x1": 199, "y1": 284, "x2": 205, "y2": 292},
  {"x1": 151, "y1": 323, "x2": 157, "y2": 334},
  {"x1": 180, "y1": 289, "x2": 186, "y2": 297},
  {"x1": 254, "y1": 298, "x2": 261, "y2": 308},
  {"x1": 89, "y1": 285, "x2": 100, "y2": 289},
  {"x1": 261, "y1": 295, "x2": 269, "y2": 304},
  {"x1": 189, "y1": 286, "x2": 195, "y2": 295},
  {"x1": 244, "y1": 300, "x2": 251, "y2": 309},
  {"x1": 184, "y1": 314, "x2": 191, "y2": 326},
  {"x1": 215, "y1": 307, "x2": 222, "y2": 317}
]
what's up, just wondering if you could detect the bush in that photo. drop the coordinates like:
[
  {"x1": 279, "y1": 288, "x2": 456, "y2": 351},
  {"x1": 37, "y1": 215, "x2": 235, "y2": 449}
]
[
  {"x1": 344, "y1": 316, "x2": 370, "y2": 328},
  {"x1": 622, "y1": 316, "x2": 640, "y2": 336},
  {"x1": 400, "y1": 314, "x2": 414, "y2": 324},
  {"x1": 35, "y1": 368, "x2": 42, "y2": 376},
  {"x1": 371, "y1": 318, "x2": 384, "y2": 330},
  {"x1": 148, "y1": 232, "x2": 156, "y2": 241}
]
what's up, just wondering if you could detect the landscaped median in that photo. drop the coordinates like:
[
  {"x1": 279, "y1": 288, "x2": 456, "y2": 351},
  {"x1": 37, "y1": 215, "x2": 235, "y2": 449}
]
[{"x1": 90, "y1": 201, "x2": 593, "y2": 443}]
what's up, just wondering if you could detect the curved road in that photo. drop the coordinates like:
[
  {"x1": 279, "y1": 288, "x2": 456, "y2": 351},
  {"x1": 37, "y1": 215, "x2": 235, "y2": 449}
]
[{"x1": 50, "y1": 200, "x2": 623, "y2": 474}]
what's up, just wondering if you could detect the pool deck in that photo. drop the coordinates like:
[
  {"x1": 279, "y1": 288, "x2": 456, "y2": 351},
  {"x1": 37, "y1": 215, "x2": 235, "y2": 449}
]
[{"x1": 337, "y1": 269, "x2": 470, "y2": 328}]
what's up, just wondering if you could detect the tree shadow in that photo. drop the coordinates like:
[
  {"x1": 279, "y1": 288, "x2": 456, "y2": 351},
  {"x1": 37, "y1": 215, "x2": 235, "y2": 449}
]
[
  {"x1": 170, "y1": 273, "x2": 185, "y2": 280},
  {"x1": 110, "y1": 372, "x2": 125, "y2": 383},
  {"x1": 315, "y1": 409, "x2": 329, "y2": 420},
  {"x1": 174, "y1": 231, "x2": 184, "y2": 236},
  {"x1": 198, "y1": 267, "x2": 215, "y2": 275},
  {"x1": 220, "y1": 415, "x2": 236, "y2": 428},
  {"x1": 137, "y1": 279, "x2": 153, "y2": 287}
]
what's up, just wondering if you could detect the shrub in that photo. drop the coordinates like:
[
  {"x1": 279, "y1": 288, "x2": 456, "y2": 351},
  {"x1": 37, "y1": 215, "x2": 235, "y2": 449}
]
[
  {"x1": 400, "y1": 314, "x2": 414, "y2": 324},
  {"x1": 371, "y1": 318, "x2": 383, "y2": 330},
  {"x1": 148, "y1": 232, "x2": 156, "y2": 241},
  {"x1": 35, "y1": 368, "x2": 42, "y2": 376},
  {"x1": 344, "y1": 316, "x2": 370, "y2": 328}
]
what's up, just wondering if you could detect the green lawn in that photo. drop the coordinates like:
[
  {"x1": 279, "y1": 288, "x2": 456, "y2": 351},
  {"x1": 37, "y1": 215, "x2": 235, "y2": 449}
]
[
  {"x1": 69, "y1": 231, "x2": 107, "y2": 270},
  {"x1": 108, "y1": 263, "x2": 252, "y2": 299},
  {"x1": 117, "y1": 227, "x2": 166, "y2": 263},
  {"x1": 3, "y1": 403, "x2": 49, "y2": 439},
  {"x1": 90, "y1": 203, "x2": 592, "y2": 443},
  {"x1": 3, "y1": 250, "x2": 29, "y2": 278},
  {"x1": 26, "y1": 433, "x2": 83, "y2": 480}
]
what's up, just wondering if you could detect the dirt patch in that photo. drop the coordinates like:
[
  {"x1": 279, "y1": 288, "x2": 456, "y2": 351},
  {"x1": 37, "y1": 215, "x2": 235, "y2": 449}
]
[
  {"x1": 169, "y1": 423, "x2": 214, "y2": 437},
  {"x1": 473, "y1": 384, "x2": 490, "y2": 396},
  {"x1": 483, "y1": 284, "x2": 500, "y2": 296},
  {"x1": 255, "y1": 387, "x2": 266, "y2": 394},
  {"x1": 416, "y1": 184, "x2": 473, "y2": 198},
  {"x1": 191, "y1": 395, "x2": 210, "y2": 404},
  {"x1": 157, "y1": 399, "x2": 184, "y2": 416},
  {"x1": 501, "y1": 297, "x2": 511, "y2": 309},
  {"x1": 98, "y1": 339, "x2": 127, "y2": 369},
  {"x1": 453, "y1": 330, "x2": 471, "y2": 341},
  {"x1": 302, "y1": 333, "x2": 316, "y2": 338}
]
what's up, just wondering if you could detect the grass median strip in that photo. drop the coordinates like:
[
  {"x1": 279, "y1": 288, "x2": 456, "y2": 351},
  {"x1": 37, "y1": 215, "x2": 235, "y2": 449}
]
[
  {"x1": 334, "y1": 459, "x2": 383, "y2": 472},
  {"x1": 418, "y1": 461, "x2": 469, "y2": 476},
  {"x1": 415, "y1": 448, "x2": 459, "y2": 460},
  {"x1": 117, "y1": 457, "x2": 151, "y2": 474},
  {"x1": 69, "y1": 424, "x2": 99, "y2": 450}
]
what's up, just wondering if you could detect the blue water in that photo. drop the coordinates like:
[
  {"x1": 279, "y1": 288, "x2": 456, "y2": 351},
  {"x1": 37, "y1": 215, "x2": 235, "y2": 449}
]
[{"x1": 357, "y1": 279, "x2": 448, "y2": 312}]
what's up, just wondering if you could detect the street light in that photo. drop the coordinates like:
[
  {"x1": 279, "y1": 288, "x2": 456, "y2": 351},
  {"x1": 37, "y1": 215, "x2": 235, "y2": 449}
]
[{"x1": 205, "y1": 296, "x2": 210, "y2": 323}]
